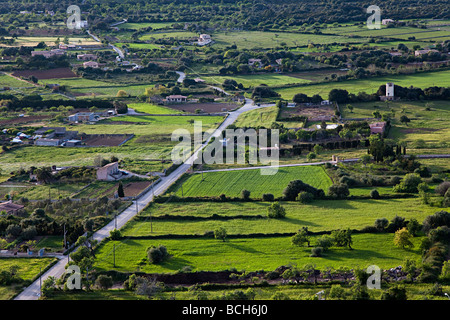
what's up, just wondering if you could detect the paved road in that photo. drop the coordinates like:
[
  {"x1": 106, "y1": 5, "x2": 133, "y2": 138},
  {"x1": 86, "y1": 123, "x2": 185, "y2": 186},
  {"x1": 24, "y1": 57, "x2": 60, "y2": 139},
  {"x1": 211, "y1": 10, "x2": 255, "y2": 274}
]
[
  {"x1": 14, "y1": 97, "x2": 271, "y2": 300},
  {"x1": 175, "y1": 71, "x2": 186, "y2": 83}
]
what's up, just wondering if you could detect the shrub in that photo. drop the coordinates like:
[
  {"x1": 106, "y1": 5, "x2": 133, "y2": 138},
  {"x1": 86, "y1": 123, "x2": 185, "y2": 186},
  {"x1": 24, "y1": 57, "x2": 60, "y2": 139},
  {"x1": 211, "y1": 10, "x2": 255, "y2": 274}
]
[
  {"x1": 267, "y1": 202, "x2": 286, "y2": 219},
  {"x1": 262, "y1": 193, "x2": 274, "y2": 201},
  {"x1": 240, "y1": 189, "x2": 251, "y2": 200},
  {"x1": 20, "y1": 226, "x2": 37, "y2": 241},
  {"x1": 375, "y1": 218, "x2": 389, "y2": 231},
  {"x1": 422, "y1": 211, "x2": 450, "y2": 234},
  {"x1": 109, "y1": 229, "x2": 122, "y2": 240},
  {"x1": 387, "y1": 215, "x2": 406, "y2": 233},
  {"x1": 95, "y1": 275, "x2": 113, "y2": 289},
  {"x1": 435, "y1": 181, "x2": 450, "y2": 196},
  {"x1": 316, "y1": 235, "x2": 333, "y2": 251},
  {"x1": 370, "y1": 189, "x2": 380, "y2": 199},
  {"x1": 147, "y1": 245, "x2": 169, "y2": 264},
  {"x1": 310, "y1": 247, "x2": 323, "y2": 257},
  {"x1": 393, "y1": 173, "x2": 422, "y2": 193},
  {"x1": 327, "y1": 183, "x2": 349, "y2": 198},
  {"x1": 297, "y1": 191, "x2": 314, "y2": 203}
]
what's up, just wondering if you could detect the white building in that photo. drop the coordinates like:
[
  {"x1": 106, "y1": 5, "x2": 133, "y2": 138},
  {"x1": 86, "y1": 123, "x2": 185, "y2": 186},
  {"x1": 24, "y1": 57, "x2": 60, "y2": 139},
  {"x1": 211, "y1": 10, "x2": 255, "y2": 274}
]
[
  {"x1": 386, "y1": 82, "x2": 394, "y2": 99},
  {"x1": 198, "y1": 34, "x2": 212, "y2": 46}
]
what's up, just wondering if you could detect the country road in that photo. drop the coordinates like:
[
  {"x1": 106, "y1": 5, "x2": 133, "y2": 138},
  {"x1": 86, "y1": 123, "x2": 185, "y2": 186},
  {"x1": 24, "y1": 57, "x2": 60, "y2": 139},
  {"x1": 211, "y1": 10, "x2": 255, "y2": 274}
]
[{"x1": 14, "y1": 97, "x2": 273, "y2": 300}]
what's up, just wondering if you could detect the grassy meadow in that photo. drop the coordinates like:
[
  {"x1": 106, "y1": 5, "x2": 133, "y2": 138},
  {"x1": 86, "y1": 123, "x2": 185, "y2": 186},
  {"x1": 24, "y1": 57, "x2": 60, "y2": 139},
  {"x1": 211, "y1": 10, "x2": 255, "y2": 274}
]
[{"x1": 169, "y1": 165, "x2": 333, "y2": 198}]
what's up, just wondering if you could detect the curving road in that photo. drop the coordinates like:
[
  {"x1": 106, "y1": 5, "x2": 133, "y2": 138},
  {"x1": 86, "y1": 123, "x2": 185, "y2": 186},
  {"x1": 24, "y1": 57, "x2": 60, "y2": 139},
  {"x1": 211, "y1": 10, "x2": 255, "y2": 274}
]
[{"x1": 14, "y1": 97, "x2": 273, "y2": 300}]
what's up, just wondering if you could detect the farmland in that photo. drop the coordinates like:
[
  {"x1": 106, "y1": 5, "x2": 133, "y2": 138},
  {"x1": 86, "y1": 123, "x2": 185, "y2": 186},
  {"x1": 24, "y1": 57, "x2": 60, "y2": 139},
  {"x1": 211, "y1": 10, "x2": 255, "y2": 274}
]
[
  {"x1": 94, "y1": 233, "x2": 424, "y2": 273},
  {"x1": 275, "y1": 69, "x2": 450, "y2": 100},
  {"x1": 168, "y1": 166, "x2": 333, "y2": 198}
]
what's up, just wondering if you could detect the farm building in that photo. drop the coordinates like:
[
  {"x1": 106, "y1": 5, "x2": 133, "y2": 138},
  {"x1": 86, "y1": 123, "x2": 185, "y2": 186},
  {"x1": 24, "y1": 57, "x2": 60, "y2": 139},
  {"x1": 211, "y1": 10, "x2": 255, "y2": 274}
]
[
  {"x1": 414, "y1": 49, "x2": 439, "y2": 56},
  {"x1": 31, "y1": 49, "x2": 65, "y2": 58},
  {"x1": 198, "y1": 34, "x2": 212, "y2": 46},
  {"x1": 83, "y1": 61, "x2": 99, "y2": 68},
  {"x1": 0, "y1": 201, "x2": 24, "y2": 215},
  {"x1": 165, "y1": 95, "x2": 188, "y2": 104},
  {"x1": 77, "y1": 54, "x2": 98, "y2": 61},
  {"x1": 34, "y1": 138, "x2": 62, "y2": 146},
  {"x1": 382, "y1": 19, "x2": 395, "y2": 25},
  {"x1": 96, "y1": 162, "x2": 122, "y2": 181},
  {"x1": 248, "y1": 59, "x2": 262, "y2": 67},
  {"x1": 64, "y1": 139, "x2": 82, "y2": 147},
  {"x1": 369, "y1": 122, "x2": 387, "y2": 135},
  {"x1": 68, "y1": 112, "x2": 99, "y2": 123}
]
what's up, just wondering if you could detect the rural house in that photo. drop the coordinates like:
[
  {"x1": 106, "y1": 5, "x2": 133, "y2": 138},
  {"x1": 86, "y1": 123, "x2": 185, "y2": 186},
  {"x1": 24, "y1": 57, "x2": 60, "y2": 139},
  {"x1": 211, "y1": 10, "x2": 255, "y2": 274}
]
[
  {"x1": 34, "y1": 138, "x2": 62, "y2": 146},
  {"x1": 68, "y1": 112, "x2": 99, "y2": 123},
  {"x1": 83, "y1": 61, "x2": 99, "y2": 68},
  {"x1": 369, "y1": 122, "x2": 387, "y2": 135},
  {"x1": 96, "y1": 162, "x2": 123, "y2": 181},
  {"x1": 165, "y1": 95, "x2": 187, "y2": 104},
  {"x1": 198, "y1": 34, "x2": 212, "y2": 46},
  {"x1": 0, "y1": 201, "x2": 25, "y2": 215},
  {"x1": 414, "y1": 49, "x2": 439, "y2": 56},
  {"x1": 31, "y1": 49, "x2": 65, "y2": 58},
  {"x1": 77, "y1": 54, "x2": 98, "y2": 61}
]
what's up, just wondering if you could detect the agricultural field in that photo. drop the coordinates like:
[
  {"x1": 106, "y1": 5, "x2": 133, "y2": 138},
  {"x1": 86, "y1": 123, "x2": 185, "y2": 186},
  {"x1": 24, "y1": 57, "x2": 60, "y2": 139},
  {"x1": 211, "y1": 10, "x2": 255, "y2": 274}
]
[
  {"x1": 168, "y1": 166, "x2": 333, "y2": 198},
  {"x1": 203, "y1": 74, "x2": 311, "y2": 88},
  {"x1": 94, "y1": 233, "x2": 424, "y2": 273},
  {"x1": 275, "y1": 69, "x2": 450, "y2": 100},
  {"x1": 123, "y1": 197, "x2": 435, "y2": 236},
  {"x1": 0, "y1": 257, "x2": 56, "y2": 300}
]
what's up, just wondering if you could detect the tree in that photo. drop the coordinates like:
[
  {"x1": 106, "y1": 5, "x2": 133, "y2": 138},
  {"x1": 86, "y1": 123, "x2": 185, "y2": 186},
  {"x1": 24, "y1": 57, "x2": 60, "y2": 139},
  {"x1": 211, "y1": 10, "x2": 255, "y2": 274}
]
[
  {"x1": 116, "y1": 90, "x2": 128, "y2": 98},
  {"x1": 297, "y1": 191, "x2": 314, "y2": 203},
  {"x1": 328, "y1": 89, "x2": 349, "y2": 103},
  {"x1": 381, "y1": 285, "x2": 407, "y2": 300},
  {"x1": 214, "y1": 227, "x2": 227, "y2": 242},
  {"x1": 327, "y1": 183, "x2": 349, "y2": 199},
  {"x1": 393, "y1": 227, "x2": 414, "y2": 249},
  {"x1": 347, "y1": 104, "x2": 353, "y2": 113},
  {"x1": 400, "y1": 115, "x2": 410, "y2": 125},
  {"x1": 267, "y1": 202, "x2": 286, "y2": 218},
  {"x1": 291, "y1": 227, "x2": 310, "y2": 247},
  {"x1": 331, "y1": 229, "x2": 353, "y2": 249},
  {"x1": 306, "y1": 152, "x2": 316, "y2": 161},
  {"x1": 313, "y1": 144, "x2": 323, "y2": 155},
  {"x1": 407, "y1": 218, "x2": 421, "y2": 236},
  {"x1": 117, "y1": 182, "x2": 125, "y2": 197},
  {"x1": 393, "y1": 173, "x2": 422, "y2": 193}
]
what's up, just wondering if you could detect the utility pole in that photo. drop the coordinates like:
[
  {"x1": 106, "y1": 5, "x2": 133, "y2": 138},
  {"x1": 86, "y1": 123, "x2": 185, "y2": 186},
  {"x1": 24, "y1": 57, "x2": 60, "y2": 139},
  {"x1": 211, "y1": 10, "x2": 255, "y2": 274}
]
[
  {"x1": 135, "y1": 199, "x2": 138, "y2": 214},
  {"x1": 113, "y1": 244, "x2": 116, "y2": 267},
  {"x1": 114, "y1": 213, "x2": 117, "y2": 229}
]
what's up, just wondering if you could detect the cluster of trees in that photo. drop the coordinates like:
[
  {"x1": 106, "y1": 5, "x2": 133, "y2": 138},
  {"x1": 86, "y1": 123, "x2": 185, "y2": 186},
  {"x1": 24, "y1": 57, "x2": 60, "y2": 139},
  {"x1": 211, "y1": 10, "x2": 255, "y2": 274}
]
[
  {"x1": 291, "y1": 227, "x2": 353, "y2": 257},
  {"x1": 0, "y1": 197, "x2": 124, "y2": 250}
]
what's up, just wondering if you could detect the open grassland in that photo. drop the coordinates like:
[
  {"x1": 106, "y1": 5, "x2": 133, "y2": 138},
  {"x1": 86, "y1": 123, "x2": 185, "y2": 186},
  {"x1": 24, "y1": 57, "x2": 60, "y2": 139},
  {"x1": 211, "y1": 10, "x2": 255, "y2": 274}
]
[
  {"x1": 39, "y1": 77, "x2": 153, "y2": 98},
  {"x1": 125, "y1": 197, "x2": 434, "y2": 236},
  {"x1": 211, "y1": 31, "x2": 362, "y2": 49},
  {"x1": 9, "y1": 182, "x2": 86, "y2": 200},
  {"x1": 0, "y1": 73, "x2": 33, "y2": 87},
  {"x1": 0, "y1": 145, "x2": 173, "y2": 172},
  {"x1": 127, "y1": 103, "x2": 185, "y2": 114},
  {"x1": 140, "y1": 31, "x2": 198, "y2": 41},
  {"x1": 94, "y1": 233, "x2": 424, "y2": 273},
  {"x1": 0, "y1": 36, "x2": 98, "y2": 47},
  {"x1": 0, "y1": 257, "x2": 55, "y2": 300},
  {"x1": 169, "y1": 166, "x2": 332, "y2": 198},
  {"x1": 275, "y1": 70, "x2": 450, "y2": 100},
  {"x1": 204, "y1": 74, "x2": 310, "y2": 88},
  {"x1": 119, "y1": 22, "x2": 177, "y2": 30},
  {"x1": 234, "y1": 105, "x2": 279, "y2": 128}
]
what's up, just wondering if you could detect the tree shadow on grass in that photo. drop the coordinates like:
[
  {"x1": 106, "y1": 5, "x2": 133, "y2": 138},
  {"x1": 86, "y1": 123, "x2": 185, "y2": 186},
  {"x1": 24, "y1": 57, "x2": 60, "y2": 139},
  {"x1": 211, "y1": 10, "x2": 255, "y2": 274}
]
[{"x1": 224, "y1": 241, "x2": 264, "y2": 254}]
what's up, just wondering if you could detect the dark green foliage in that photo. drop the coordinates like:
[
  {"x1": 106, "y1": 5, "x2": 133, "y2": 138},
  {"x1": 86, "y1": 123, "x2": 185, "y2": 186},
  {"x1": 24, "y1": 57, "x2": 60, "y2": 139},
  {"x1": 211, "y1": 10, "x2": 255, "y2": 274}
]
[
  {"x1": 283, "y1": 179, "x2": 322, "y2": 200},
  {"x1": 331, "y1": 229, "x2": 353, "y2": 249},
  {"x1": 147, "y1": 245, "x2": 169, "y2": 264},
  {"x1": 296, "y1": 191, "x2": 314, "y2": 203},
  {"x1": 422, "y1": 211, "x2": 450, "y2": 234},
  {"x1": 267, "y1": 202, "x2": 286, "y2": 218},
  {"x1": 370, "y1": 189, "x2": 380, "y2": 199},
  {"x1": 95, "y1": 275, "x2": 113, "y2": 289},
  {"x1": 327, "y1": 183, "x2": 349, "y2": 198},
  {"x1": 262, "y1": 193, "x2": 274, "y2": 201},
  {"x1": 381, "y1": 285, "x2": 407, "y2": 300}
]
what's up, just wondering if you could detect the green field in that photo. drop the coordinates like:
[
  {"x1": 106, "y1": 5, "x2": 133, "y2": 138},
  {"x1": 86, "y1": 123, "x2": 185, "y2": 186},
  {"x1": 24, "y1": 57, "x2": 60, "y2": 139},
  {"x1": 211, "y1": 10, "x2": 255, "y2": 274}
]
[
  {"x1": 0, "y1": 73, "x2": 31, "y2": 87},
  {"x1": 170, "y1": 166, "x2": 333, "y2": 198},
  {"x1": 127, "y1": 103, "x2": 184, "y2": 114},
  {"x1": 234, "y1": 105, "x2": 279, "y2": 128},
  {"x1": 0, "y1": 257, "x2": 55, "y2": 300},
  {"x1": 204, "y1": 74, "x2": 310, "y2": 88},
  {"x1": 94, "y1": 233, "x2": 423, "y2": 273},
  {"x1": 275, "y1": 70, "x2": 450, "y2": 100},
  {"x1": 210, "y1": 31, "x2": 362, "y2": 49},
  {"x1": 125, "y1": 197, "x2": 434, "y2": 236}
]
